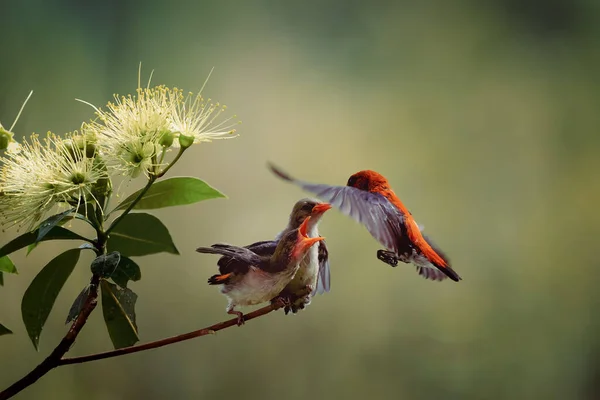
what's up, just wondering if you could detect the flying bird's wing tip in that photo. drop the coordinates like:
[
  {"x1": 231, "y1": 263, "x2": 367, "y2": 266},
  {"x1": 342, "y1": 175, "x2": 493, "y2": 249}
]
[{"x1": 267, "y1": 162, "x2": 294, "y2": 182}]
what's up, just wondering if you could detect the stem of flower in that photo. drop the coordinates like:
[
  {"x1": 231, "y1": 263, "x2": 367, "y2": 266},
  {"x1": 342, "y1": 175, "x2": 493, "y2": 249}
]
[
  {"x1": 157, "y1": 146, "x2": 167, "y2": 167},
  {"x1": 104, "y1": 175, "x2": 156, "y2": 236},
  {"x1": 157, "y1": 147, "x2": 185, "y2": 178}
]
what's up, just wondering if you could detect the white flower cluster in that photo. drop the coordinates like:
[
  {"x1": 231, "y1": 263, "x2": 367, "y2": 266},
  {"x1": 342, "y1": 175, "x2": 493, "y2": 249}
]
[
  {"x1": 0, "y1": 80, "x2": 239, "y2": 230},
  {"x1": 0, "y1": 132, "x2": 107, "y2": 229},
  {"x1": 85, "y1": 85, "x2": 239, "y2": 178}
]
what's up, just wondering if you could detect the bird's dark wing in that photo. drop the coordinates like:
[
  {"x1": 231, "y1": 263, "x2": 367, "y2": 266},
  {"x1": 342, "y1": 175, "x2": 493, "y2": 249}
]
[
  {"x1": 314, "y1": 240, "x2": 331, "y2": 295},
  {"x1": 269, "y1": 163, "x2": 407, "y2": 255},
  {"x1": 196, "y1": 244, "x2": 264, "y2": 275},
  {"x1": 246, "y1": 240, "x2": 279, "y2": 255},
  {"x1": 216, "y1": 240, "x2": 278, "y2": 275}
]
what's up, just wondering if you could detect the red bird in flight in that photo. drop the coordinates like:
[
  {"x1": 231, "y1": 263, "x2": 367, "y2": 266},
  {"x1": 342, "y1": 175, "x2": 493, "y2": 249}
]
[{"x1": 269, "y1": 164, "x2": 461, "y2": 282}]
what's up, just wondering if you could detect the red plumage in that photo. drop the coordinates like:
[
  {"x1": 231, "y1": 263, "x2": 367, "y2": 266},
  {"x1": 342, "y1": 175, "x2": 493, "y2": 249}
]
[{"x1": 270, "y1": 165, "x2": 461, "y2": 282}]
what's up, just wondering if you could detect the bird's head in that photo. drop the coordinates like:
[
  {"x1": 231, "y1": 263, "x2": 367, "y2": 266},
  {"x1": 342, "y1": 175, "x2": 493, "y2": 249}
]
[
  {"x1": 347, "y1": 170, "x2": 390, "y2": 192},
  {"x1": 289, "y1": 198, "x2": 332, "y2": 229}
]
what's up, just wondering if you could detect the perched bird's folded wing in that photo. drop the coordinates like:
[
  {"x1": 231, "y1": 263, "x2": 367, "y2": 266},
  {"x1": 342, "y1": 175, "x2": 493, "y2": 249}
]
[
  {"x1": 315, "y1": 240, "x2": 331, "y2": 295},
  {"x1": 269, "y1": 163, "x2": 405, "y2": 255},
  {"x1": 216, "y1": 240, "x2": 278, "y2": 275},
  {"x1": 197, "y1": 244, "x2": 264, "y2": 275},
  {"x1": 246, "y1": 240, "x2": 279, "y2": 255}
]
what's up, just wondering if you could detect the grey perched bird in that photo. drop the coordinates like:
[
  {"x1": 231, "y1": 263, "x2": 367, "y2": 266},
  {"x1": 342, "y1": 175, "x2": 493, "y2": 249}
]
[
  {"x1": 197, "y1": 216, "x2": 325, "y2": 325},
  {"x1": 217, "y1": 198, "x2": 332, "y2": 314}
]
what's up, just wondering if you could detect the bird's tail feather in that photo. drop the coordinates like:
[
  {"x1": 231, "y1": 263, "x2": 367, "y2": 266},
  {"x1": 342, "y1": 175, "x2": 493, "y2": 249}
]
[
  {"x1": 439, "y1": 265, "x2": 461, "y2": 281},
  {"x1": 197, "y1": 244, "x2": 253, "y2": 260},
  {"x1": 208, "y1": 272, "x2": 232, "y2": 285},
  {"x1": 196, "y1": 245, "x2": 238, "y2": 258},
  {"x1": 421, "y1": 234, "x2": 461, "y2": 282},
  {"x1": 197, "y1": 244, "x2": 263, "y2": 267}
]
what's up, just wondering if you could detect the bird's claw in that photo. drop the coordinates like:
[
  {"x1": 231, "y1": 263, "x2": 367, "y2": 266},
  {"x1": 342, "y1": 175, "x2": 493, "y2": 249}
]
[
  {"x1": 284, "y1": 288, "x2": 313, "y2": 315},
  {"x1": 377, "y1": 249, "x2": 399, "y2": 267},
  {"x1": 271, "y1": 295, "x2": 291, "y2": 309},
  {"x1": 228, "y1": 310, "x2": 245, "y2": 326},
  {"x1": 304, "y1": 285, "x2": 314, "y2": 295}
]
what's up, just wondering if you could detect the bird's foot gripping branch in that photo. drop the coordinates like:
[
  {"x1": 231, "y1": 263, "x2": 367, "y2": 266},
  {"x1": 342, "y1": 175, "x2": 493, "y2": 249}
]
[{"x1": 0, "y1": 67, "x2": 240, "y2": 399}]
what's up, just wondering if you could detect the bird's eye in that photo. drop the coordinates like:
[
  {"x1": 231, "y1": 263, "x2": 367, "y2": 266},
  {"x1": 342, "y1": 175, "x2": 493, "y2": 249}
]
[
  {"x1": 302, "y1": 203, "x2": 313, "y2": 212},
  {"x1": 349, "y1": 176, "x2": 369, "y2": 190}
]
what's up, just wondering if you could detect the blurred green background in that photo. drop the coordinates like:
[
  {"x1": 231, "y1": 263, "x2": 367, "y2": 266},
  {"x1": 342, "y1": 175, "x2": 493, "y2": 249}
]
[{"x1": 1, "y1": 0, "x2": 599, "y2": 399}]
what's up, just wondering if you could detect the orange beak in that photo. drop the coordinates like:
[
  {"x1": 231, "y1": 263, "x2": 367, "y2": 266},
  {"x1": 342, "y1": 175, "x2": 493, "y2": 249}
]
[
  {"x1": 312, "y1": 202, "x2": 332, "y2": 214},
  {"x1": 298, "y1": 216, "x2": 325, "y2": 249},
  {"x1": 300, "y1": 235, "x2": 324, "y2": 249},
  {"x1": 299, "y1": 216, "x2": 311, "y2": 237}
]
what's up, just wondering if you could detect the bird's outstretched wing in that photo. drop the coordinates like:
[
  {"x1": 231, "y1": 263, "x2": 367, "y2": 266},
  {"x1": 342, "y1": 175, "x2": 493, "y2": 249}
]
[
  {"x1": 269, "y1": 163, "x2": 408, "y2": 256},
  {"x1": 314, "y1": 240, "x2": 331, "y2": 295}
]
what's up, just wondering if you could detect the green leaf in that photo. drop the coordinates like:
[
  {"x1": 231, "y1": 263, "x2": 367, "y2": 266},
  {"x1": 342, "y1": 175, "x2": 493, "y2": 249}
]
[
  {"x1": 35, "y1": 209, "x2": 75, "y2": 243},
  {"x1": 109, "y1": 213, "x2": 179, "y2": 257},
  {"x1": 28, "y1": 211, "x2": 89, "y2": 258},
  {"x1": 101, "y1": 280, "x2": 139, "y2": 349},
  {"x1": 0, "y1": 226, "x2": 89, "y2": 258},
  {"x1": 26, "y1": 243, "x2": 38, "y2": 256},
  {"x1": 0, "y1": 256, "x2": 16, "y2": 274},
  {"x1": 21, "y1": 249, "x2": 81, "y2": 350},
  {"x1": 110, "y1": 256, "x2": 141, "y2": 288},
  {"x1": 65, "y1": 285, "x2": 91, "y2": 324},
  {"x1": 31, "y1": 242, "x2": 94, "y2": 258},
  {"x1": 0, "y1": 324, "x2": 12, "y2": 336},
  {"x1": 90, "y1": 252, "x2": 121, "y2": 278},
  {"x1": 113, "y1": 177, "x2": 226, "y2": 211}
]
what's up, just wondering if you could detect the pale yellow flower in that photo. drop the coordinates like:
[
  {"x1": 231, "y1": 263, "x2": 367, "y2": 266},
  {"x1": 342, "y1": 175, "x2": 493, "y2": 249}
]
[
  {"x1": 79, "y1": 70, "x2": 240, "y2": 177},
  {"x1": 168, "y1": 89, "x2": 239, "y2": 147},
  {"x1": 84, "y1": 86, "x2": 171, "y2": 178},
  {"x1": 0, "y1": 132, "x2": 108, "y2": 230}
]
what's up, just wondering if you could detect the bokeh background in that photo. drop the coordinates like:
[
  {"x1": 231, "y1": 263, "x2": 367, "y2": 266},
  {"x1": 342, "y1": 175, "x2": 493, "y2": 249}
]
[{"x1": 1, "y1": 0, "x2": 599, "y2": 399}]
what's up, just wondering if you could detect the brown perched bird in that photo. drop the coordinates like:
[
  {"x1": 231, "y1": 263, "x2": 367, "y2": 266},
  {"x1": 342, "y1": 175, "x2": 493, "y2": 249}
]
[
  {"x1": 269, "y1": 163, "x2": 461, "y2": 282},
  {"x1": 196, "y1": 216, "x2": 325, "y2": 325},
  {"x1": 217, "y1": 198, "x2": 332, "y2": 315}
]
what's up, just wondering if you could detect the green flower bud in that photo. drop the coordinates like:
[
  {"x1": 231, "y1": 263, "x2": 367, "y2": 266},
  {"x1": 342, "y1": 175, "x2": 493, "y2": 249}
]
[
  {"x1": 0, "y1": 128, "x2": 15, "y2": 151},
  {"x1": 65, "y1": 135, "x2": 97, "y2": 160},
  {"x1": 178, "y1": 133, "x2": 194, "y2": 149},
  {"x1": 91, "y1": 157, "x2": 113, "y2": 203},
  {"x1": 159, "y1": 131, "x2": 174, "y2": 148}
]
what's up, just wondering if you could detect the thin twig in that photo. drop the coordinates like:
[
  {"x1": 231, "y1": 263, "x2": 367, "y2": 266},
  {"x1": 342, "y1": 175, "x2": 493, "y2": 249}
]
[
  {"x1": 1, "y1": 284, "x2": 306, "y2": 398},
  {"x1": 59, "y1": 299, "x2": 287, "y2": 365},
  {"x1": 0, "y1": 275, "x2": 101, "y2": 400},
  {"x1": 156, "y1": 147, "x2": 185, "y2": 178},
  {"x1": 105, "y1": 176, "x2": 155, "y2": 235}
]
